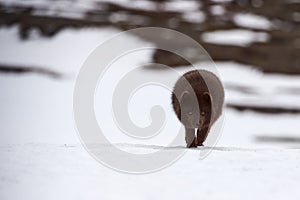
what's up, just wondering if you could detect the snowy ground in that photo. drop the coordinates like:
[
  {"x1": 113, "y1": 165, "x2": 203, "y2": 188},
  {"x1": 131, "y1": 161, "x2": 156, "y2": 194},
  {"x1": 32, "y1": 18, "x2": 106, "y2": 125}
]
[{"x1": 1, "y1": 26, "x2": 300, "y2": 199}]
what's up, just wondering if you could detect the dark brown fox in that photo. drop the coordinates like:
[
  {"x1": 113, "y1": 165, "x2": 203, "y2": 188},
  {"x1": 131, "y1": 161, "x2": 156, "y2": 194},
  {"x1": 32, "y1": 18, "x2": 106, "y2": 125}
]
[{"x1": 172, "y1": 70, "x2": 224, "y2": 148}]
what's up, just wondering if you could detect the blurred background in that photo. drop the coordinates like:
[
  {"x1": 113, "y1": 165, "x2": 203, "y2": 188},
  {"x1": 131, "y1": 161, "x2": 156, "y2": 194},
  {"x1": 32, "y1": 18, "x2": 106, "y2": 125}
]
[
  {"x1": 0, "y1": 0, "x2": 300, "y2": 199},
  {"x1": 1, "y1": 0, "x2": 300, "y2": 144}
]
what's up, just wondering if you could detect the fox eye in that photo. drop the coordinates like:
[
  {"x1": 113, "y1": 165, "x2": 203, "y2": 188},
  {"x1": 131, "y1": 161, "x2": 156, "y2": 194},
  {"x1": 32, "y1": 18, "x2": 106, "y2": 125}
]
[{"x1": 201, "y1": 111, "x2": 205, "y2": 116}]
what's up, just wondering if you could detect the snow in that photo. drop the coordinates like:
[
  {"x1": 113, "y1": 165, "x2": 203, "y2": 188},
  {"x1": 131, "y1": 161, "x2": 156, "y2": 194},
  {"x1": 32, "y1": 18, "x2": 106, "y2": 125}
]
[
  {"x1": 1, "y1": 144, "x2": 300, "y2": 200},
  {"x1": 163, "y1": 0, "x2": 199, "y2": 12},
  {"x1": 0, "y1": 25, "x2": 300, "y2": 199},
  {"x1": 210, "y1": 5, "x2": 225, "y2": 16},
  {"x1": 234, "y1": 13, "x2": 273, "y2": 30},
  {"x1": 3, "y1": 0, "x2": 173, "y2": 15},
  {"x1": 211, "y1": 0, "x2": 232, "y2": 2},
  {"x1": 1, "y1": 0, "x2": 157, "y2": 12},
  {"x1": 182, "y1": 11, "x2": 206, "y2": 23},
  {"x1": 218, "y1": 62, "x2": 300, "y2": 109},
  {"x1": 201, "y1": 29, "x2": 270, "y2": 46},
  {"x1": 109, "y1": 13, "x2": 151, "y2": 25},
  {"x1": 0, "y1": 26, "x2": 119, "y2": 74},
  {"x1": 1, "y1": 0, "x2": 95, "y2": 18}
]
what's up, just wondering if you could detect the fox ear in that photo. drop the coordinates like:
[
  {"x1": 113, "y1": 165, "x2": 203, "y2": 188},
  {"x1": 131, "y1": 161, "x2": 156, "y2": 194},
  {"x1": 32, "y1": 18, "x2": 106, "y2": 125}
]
[
  {"x1": 202, "y1": 92, "x2": 211, "y2": 104},
  {"x1": 179, "y1": 91, "x2": 189, "y2": 103}
]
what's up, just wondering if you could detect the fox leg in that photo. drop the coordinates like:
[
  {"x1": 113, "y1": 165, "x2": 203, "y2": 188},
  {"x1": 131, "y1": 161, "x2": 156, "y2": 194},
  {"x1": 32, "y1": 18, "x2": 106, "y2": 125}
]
[
  {"x1": 197, "y1": 126, "x2": 210, "y2": 146},
  {"x1": 185, "y1": 127, "x2": 197, "y2": 148}
]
